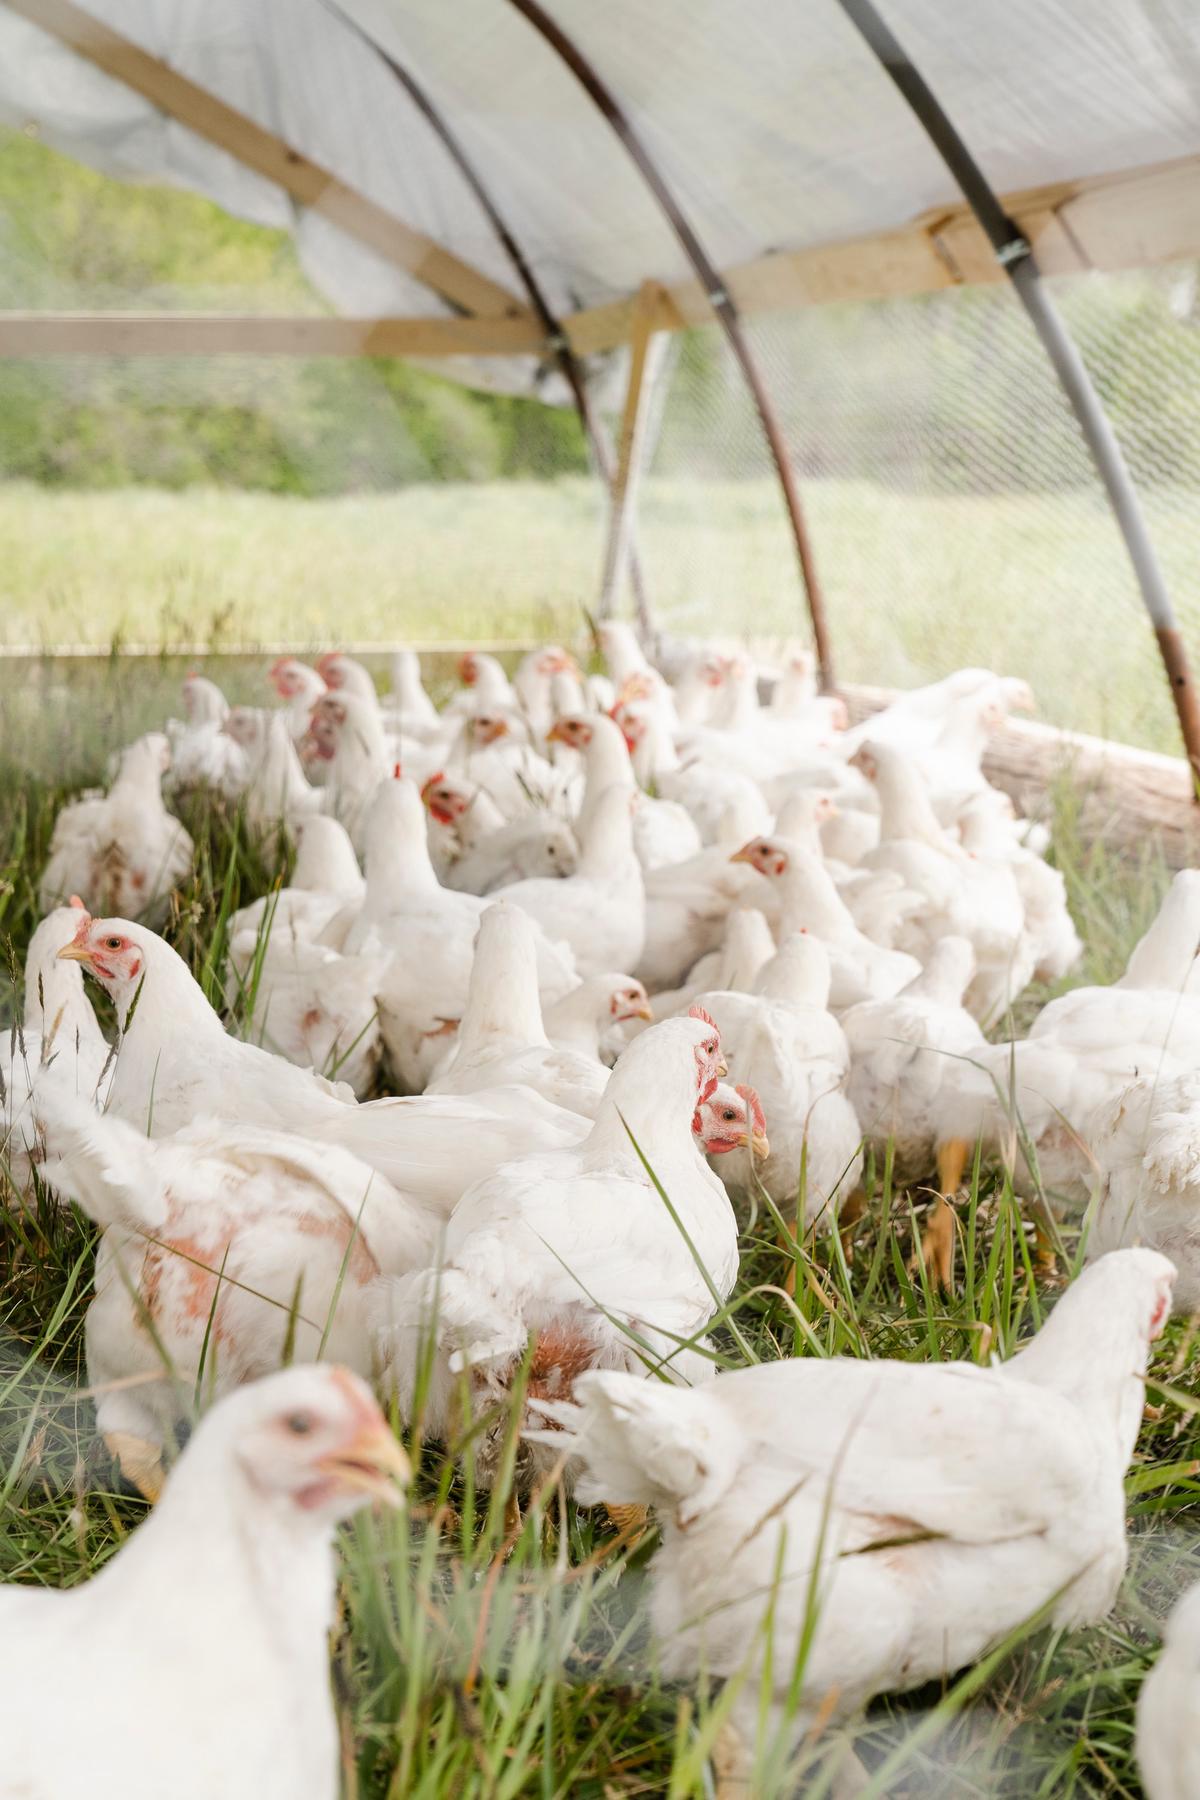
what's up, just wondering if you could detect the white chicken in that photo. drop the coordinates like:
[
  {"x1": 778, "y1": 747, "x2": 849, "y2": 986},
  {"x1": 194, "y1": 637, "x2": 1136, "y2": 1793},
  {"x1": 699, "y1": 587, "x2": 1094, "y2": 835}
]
[
  {"x1": 35, "y1": 1083, "x2": 438, "y2": 1496},
  {"x1": 302, "y1": 691, "x2": 392, "y2": 850},
  {"x1": 223, "y1": 706, "x2": 321, "y2": 836},
  {"x1": 421, "y1": 770, "x2": 578, "y2": 893},
  {"x1": 380, "y1": 1013, "x2": 736, "y2": 1485},
  {"x1": 226, "y1": 928, "x2": 385, "y2": 1098},
  {"x1": 2, "y1": 900, "x2": 109, "y2": 1184},
  {"x1": 389, "y1": 647, "x2": 443, "y2": 742},
  {"x1": 543, "y1": 971, "x2": 654, "y2": 1060},
  {"x1": 227, "y1": 813, "x2": 364, "y2": 950},
  {"x1": 841, "y1": 936, "x2": 985, "y2": 1182},
  {"x1": 165, "y1": 672, "x2": 247, "y2": 797},
  {"x1": 534, "y1": 1249, "x2": 1174, "y2": 1795},
  {"x1": 0, "y1": 1365, "x2": 408, "y2": 1800},
  {"x1": 1089, "y1": 1070, "x2": 1200, "y2": 1311},
  {"x1": 267, "y1": 654, "x2": 327, "y2": 745},
  {"x1": 1138, "y1": 1581, "x2": 1200, "y2": 1800},
  {"x1": 616, "y1": 699, "x2": 770, "y2": 847},
  {"x1": 426, "y1": 904, "x2": 609, "y2": 1119},
  {"x1": 547, "y1": 712, "x2": 702, "y2": 872},
  {"x1": 491, "y1": 784, "x2": 645, "y2": 979},
  {"x1": 336, "y1": 777, "x2": 576, "y2": 1089},
  {"x1": 730, "y1": 836, "x2": 921, "y2": 1008},
  {"x1": 39, "y1": 732, "x2": 193, "y2": 923},
  {"x1": 691, "y1": 934, "x2": 863, "y2": 1224},
  {"x1": 56, "y1": 910, "x2": 588, "y2": 1217},
  {"x1": 850, "y1": 740, "x2": 1028, "y2": 1020}
]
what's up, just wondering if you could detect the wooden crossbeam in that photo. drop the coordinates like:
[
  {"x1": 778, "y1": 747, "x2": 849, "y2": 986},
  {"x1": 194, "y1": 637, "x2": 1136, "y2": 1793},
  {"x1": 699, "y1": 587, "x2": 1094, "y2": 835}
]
[
  {"x1": 0, "y1": 311, "x2": 547, "y2": 356},
  {"x1": 597, "y1": 281, "x2": 669, "y2": 619},
  {"x1": 3, "y1": 0, "x2": 532, "y2": 321},
  {"x1": 563, "y1": 152, "x2": 1200, "y2": 357}
]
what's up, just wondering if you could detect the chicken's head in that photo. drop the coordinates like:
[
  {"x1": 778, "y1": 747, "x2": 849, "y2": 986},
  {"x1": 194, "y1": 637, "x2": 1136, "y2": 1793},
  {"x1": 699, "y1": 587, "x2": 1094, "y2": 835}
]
[
  {"x1": 458, "y1": 651, "x2": 480, "y2": 687},
  {"x1": 618, "y1": 671, "x2": 659, "y2": 705},
  {"x1": 535, "y1": 647, "x2": 576, "y2": 678},
  {"x1": 57, "y1": 912, "x2": 147, "y2": 996},
  {"x1": 546, "y1": 715, "x2": 593, "y2": 751},
  {"x1": 847, "y1": 744, "x2": 879, "y2": 783},
  {"x1": 222, "y1": 706, "x2": 266, "y2": 753},
  {"x1": 698, "y1": 652, "x2": 727, "y2": 689},
  {"x1": 813, "y1": 792, "x2": 839, "y2": 822},
  {"x1": 729, "y1": 837, "x2": 790, "y2": 878},
  {"x1": 610, "y1": 701, "x2": 648, "y2": 755},
  {"x1": 693, "y1": 1083, "x2": 769, "y2": 1158},
  {"x1": 466, "y1": 713, "x2": 510, "y2": 748},
  {"x1": 607, "y1": 978, "x2": 653, "y2": 1024},
  {"x1": 302, "y1": 695, "x2": 346, "y2": 762},
  {"x1": 314, "y1": 650, "x2": 348, "y2": 689},
  {"x1": 420, "y1": 771, "x2": 472, "y2": 825},
  {"x1": 216, "y1": 1366, "x2": 409, "y2": 1525},
  {"x1": 268, "y1": 657, "x2": 315, "y2": 700},
  {"x1": 687, "y1": 1004, "x2": 726, "y2": 1100}
]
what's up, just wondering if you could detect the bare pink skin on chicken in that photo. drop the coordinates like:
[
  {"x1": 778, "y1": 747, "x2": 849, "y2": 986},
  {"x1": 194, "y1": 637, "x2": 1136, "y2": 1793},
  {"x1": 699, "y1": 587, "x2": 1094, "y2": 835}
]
[
  {"x1": 420, "y1": 771, "x2": 472, "y2": 826},
  {"x1": 610, "y1": 702, "x2": 646, "y2": 756},
  {"x1": 466, "y1": 715, "x2": 510, "y2": 748},
  {"x1": 458, "y1": 652, "x2": 479, "y2": 687},
  {"x1": 688, "y1": 1004, "x2": 725, "y2": 1112},
  {"x1": 692, "y1": 1083, "x2": 770, "y2": 1157},
  {"x1": 314, "y1": 651, "x2": 351, "y2": 691},
  {"x1": 57, "y1": 912, "x2": 143, "y2": 987},
  {"x1": 534, "y1": 648, "x2": 577, "y2": 677},
  {"x1": 608, "y1": 980, "x2": 652, "y2": 1024},
  {"x1": 545, "y1": 717, "x2": 594, "y2": 751},
  {"x1": 302, "y1": 695, "x2": 346, "y2": 762},
  {"x1": 729, "y1": 838, "x2": 791, "y2": 879},
  {"x1": 268, "y1": 657, "x2": 319, "y2": 701}
]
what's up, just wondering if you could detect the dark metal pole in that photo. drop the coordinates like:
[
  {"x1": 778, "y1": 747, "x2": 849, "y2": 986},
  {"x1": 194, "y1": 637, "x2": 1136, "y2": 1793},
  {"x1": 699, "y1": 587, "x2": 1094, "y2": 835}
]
[
  {"x1": 505, "y1": 0, "x2": 837, "y2": 691},
  {"x1": 317, "y1": 0, "x2": 653, "y2": 635},
  {"x1": 837, "y1": 0, "x2": 1200, "y2": 778}
]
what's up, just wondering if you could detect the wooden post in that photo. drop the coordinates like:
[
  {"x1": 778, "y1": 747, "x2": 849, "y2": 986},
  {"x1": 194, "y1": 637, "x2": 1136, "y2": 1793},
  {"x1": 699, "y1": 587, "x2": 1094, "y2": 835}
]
[{"x1": 598, "y1": 281, "x2": 666, "y2": 622}]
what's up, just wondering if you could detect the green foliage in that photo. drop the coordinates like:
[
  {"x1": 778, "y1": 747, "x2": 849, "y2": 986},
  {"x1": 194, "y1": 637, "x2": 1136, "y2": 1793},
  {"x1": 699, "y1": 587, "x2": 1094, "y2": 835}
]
[{"x1": 0, "y1": 129, "x2": 587, "y2": 492}]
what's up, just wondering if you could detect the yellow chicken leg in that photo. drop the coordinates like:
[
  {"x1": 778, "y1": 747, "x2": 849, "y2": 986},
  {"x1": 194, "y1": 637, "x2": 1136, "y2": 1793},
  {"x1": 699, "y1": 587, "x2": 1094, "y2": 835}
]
[
  {"x1": 104, "y1": 1431, "x2": 164, "y2": 1503},
  {"x1": 712, "y1": 1719, "x2": 752, "y2": 1800},
  {"x1": 605, "y1": 1502, "x2": 649, "y2": 1537},
  {"x1": 916, "y1": 1138, "x2": 970, "y2": 1291}
]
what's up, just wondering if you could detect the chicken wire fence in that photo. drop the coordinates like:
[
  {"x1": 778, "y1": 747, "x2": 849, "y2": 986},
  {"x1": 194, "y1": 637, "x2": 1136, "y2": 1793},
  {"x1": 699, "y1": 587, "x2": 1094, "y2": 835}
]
[{"x1": 6, "y1": 262, "x2": 1200, "y2": 759}]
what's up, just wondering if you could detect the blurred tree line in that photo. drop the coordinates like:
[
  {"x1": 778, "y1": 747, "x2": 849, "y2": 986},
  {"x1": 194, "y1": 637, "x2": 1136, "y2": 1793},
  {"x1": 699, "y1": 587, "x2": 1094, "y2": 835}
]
[{"x1": 2, "y1": 129, "x2": 1198, "y2": 497}]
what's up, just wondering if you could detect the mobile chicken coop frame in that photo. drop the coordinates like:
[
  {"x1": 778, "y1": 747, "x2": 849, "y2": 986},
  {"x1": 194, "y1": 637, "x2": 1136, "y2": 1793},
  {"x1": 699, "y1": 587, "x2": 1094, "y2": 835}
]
[{"x1": 3, "y1": 0, "x2": 1200, "y2": 795}]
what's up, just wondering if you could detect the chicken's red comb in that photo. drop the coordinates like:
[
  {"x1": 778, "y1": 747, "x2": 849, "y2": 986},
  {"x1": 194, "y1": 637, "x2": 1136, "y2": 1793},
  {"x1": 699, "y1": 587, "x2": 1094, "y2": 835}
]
[
  {"x1": 734, "y1": 1084, "x2": 767, "y2": 1135},
  {"x1": 392, "y1": 762, "x2": 403, "y2": 780},
  {"x1": 689, "y1": 1004, "x2": 718, "y2": 1032},
  {"x1": 68, "y1": 894, "x2": 87, "y2": 911}
]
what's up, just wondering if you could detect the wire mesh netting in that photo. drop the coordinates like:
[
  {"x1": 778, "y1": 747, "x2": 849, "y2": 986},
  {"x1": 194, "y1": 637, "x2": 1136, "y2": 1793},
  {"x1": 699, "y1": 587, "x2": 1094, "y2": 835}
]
[{"x1": 622, "y1": 264, "x2": 1200, "y2": 754}]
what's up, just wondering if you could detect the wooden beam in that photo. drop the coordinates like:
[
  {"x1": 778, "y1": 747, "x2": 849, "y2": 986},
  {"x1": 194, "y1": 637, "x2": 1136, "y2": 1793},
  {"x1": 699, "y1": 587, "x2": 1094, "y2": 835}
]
[
  {"x1": 597, "y1": 281, "x2": 669, "y2": 621},
  {"x1": 3, "y1": 0, "x2": 531, "y2": 321},
  {"x1": 563, "y1": 152, "x2": 1200, "y2": 357},
  {"x1": 0, "y1": 311, "x2": 547, "y2": 356}
]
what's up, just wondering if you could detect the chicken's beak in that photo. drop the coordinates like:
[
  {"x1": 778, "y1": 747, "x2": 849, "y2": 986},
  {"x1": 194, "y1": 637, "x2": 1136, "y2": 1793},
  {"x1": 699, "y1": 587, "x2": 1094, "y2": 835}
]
[
  {"x1": 629, "y1": 1002, "x2": 654, "y2": 1022},
  {"x1": 748, "y1": 1128, "x2": 770, "y2": 1160},
  {"x1": 56, "y1": 941, "x2": 91, "y2": 964},
  {"x1": 545, "y1": 720, "x2": 569, "y2": 745},
  {"x1": 717, "y1": 1055, "x2": 729, "y2": 1078},
  {"x1": 318, "y1": 1421, "x2": 411, "y2": 1509},
  {"x1": 728, "y1": 845, "x2": 755, "y2": 865}
]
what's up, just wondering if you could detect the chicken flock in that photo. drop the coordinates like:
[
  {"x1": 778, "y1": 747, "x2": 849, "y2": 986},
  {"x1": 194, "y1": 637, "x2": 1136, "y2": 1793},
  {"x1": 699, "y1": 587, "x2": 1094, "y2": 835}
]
[{"x1": 3, "y1": 626, "x2": 1198, "y2": 1798}]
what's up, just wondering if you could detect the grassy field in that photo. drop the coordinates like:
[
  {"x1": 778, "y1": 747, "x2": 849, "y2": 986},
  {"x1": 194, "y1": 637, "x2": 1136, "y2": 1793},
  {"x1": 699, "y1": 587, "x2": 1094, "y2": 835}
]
[
  {"x1": 2, "y1": 475, "x2": 1196, "y2": 757},
  {"x1": 2, "y1": 748, "x2": 1200, "y2": 1795}
]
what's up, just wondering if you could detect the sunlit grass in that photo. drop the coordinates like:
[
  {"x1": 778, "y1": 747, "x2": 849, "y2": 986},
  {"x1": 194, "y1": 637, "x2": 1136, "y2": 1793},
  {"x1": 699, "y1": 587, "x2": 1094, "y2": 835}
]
[{"x1": 0, "y1": 475, "x2": 1194, "y2": 756}]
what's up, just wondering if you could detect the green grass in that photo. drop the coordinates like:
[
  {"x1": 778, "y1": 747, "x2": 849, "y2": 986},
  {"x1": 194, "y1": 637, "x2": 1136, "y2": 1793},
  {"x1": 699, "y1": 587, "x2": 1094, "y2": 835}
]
[
  {"x1": 1, "y1": 475, "x2": 1193, "y2": 758},
  {"x1": 2, "y1": 753, "x2": 1199, "y2": 1796}
]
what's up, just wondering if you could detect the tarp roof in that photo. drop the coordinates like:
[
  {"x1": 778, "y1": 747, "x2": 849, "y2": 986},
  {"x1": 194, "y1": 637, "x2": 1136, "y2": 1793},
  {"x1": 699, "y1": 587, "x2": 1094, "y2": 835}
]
[{"x1": 1, "y1": 0, "x2": 1199, "y2": 392}]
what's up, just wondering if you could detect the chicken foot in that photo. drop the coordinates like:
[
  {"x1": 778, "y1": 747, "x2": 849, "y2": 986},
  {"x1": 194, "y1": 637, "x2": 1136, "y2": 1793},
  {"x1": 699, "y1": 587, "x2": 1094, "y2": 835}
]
[
  {"x1": 913, "y1": 1137, "x2": 970, "y2": 1291},
  {"x1": 104, "y1": 1430, "x2": 164, "y2": 1503}
]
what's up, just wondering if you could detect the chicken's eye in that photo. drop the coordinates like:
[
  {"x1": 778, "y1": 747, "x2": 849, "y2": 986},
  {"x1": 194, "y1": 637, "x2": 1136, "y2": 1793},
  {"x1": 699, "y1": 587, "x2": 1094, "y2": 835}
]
[
  {"x1": 105, "y1": 936, "x2": 123, "y2": 951},
  {"x1": 284, "y1": 1412, "x2": 315, "y2": 1436},
  {"x1": 722, "y1": 1109, "x2": 737, "y2": 1122}
]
